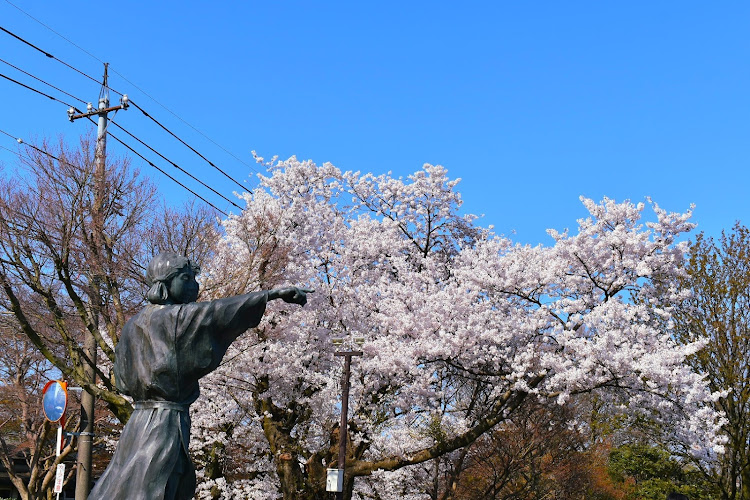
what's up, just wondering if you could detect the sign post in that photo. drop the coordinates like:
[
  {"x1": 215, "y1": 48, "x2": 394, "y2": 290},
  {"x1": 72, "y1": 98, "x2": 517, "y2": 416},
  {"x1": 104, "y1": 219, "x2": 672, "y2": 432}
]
[
  {"x1": 43, "y1": 381, "x2": 68, "y2": 498},
  {"x1": 56, "y1": 424, "x2": 63, "y2": 457}
]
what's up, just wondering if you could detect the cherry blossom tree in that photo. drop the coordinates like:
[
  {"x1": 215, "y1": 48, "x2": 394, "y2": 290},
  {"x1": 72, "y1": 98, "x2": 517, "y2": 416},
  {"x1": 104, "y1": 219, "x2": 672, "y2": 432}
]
[{"x1": 190, "y1": 157, "x2": 725, "y2": 499}]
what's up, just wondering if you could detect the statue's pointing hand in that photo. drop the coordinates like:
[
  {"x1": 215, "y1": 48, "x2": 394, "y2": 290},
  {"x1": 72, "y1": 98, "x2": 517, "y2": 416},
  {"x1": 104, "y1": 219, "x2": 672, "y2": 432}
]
[{"x1": 269, "y1": 287, "x2": 314, "y2": 306}]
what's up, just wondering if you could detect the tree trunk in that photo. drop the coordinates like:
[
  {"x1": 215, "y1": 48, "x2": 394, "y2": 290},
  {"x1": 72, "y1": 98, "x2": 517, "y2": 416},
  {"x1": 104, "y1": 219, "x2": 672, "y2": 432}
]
[
  {"x1": 258, "y1": 403, "x2": 306, "y2": 499},
  {"x1": 305, "y1": 452, "x2": 329, "y2": 500}
]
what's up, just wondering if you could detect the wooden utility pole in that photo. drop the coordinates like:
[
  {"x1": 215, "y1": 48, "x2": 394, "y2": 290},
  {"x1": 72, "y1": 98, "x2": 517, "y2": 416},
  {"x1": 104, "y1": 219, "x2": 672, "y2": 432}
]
[
  {"x1": 67, "y1": 63, "x2": 128, "y2": 499},
  {"x1": 333, "y1": 348, "x2": 362, "y2": 500}
]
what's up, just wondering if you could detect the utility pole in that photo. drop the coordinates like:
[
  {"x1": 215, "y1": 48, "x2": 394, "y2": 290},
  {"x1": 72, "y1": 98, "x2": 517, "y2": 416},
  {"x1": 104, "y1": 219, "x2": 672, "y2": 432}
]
[
  {"x1": 331, "y1": 337, "x2": 364, "y2": 500},
  {"x1": 67, "y1": 63, "x2": 128, "y2": 500}
]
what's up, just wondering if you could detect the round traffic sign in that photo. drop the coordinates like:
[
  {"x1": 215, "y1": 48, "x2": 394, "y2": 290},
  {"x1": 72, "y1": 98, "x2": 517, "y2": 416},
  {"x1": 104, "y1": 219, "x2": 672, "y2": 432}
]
[{"x1": 42, "y1": 380, "x2": 68, "y2": 422}]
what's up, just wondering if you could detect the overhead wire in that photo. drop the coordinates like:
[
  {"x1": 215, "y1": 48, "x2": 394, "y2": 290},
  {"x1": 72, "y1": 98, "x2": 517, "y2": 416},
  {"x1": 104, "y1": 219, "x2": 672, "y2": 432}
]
[
  {"x1": 0, "y1": 70, "x2": 81, "y2": 111},
  {"x1": 0, "y1": 128, "x2": 19, "y2": 141},
  {"x1": 0, "y1": 127, "x2": 65, "y2": 160},
  {"x1": 0, "y1": 52, "x2": 239, "y2": 214},
  {"x1": 133, "y1": 96, "x2": 262, "y2": 178},
  {"x1": 0, "y1": 68, "x2": 232, "y2": 214},
  {"x1": 3, "y1": 0, "x2": 102, "y2": 71},
  {"x1": 128, "y1": 100, "x2": 251, "y2": 190},
  {"x1": 0, "y1": 19, "x2": 254, "y2": 211},
  {"x1": 0, "y1": 139, "x2": 80, "y2": 183},
  {"x1": 0, "y1": 144, "x2": 18, "y2": 156},
  {"x1": 1, "y1": 124, "x2": 231, "y2": 218},
  {"x1": 106, "y1": 131, "x2": 230, "y2": 218},
  {"x1": 107, "y1": 118, "x2": 243, "y2": 210},
  {"x1": 109, "y1": 70, "x2": 263, "y2": 178},
  {"x1": 0, "y1": 56, "x2": 87, "y2": 105},
  {"x1": 1, "y1": 23, "x2": 257, "y2": 187},
  {"x1": 0, "y1": 25, "x2": 102, "y2": 87},
  {"x1": 1, "y1": 11, "x2": 262, "y2": 178}
]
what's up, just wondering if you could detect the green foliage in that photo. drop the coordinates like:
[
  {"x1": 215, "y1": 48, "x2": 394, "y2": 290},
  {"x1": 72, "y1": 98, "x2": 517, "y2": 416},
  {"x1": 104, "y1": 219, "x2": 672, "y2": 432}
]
[{"x1": 607, "y1": 443, "x2": 717, "y2": 500}]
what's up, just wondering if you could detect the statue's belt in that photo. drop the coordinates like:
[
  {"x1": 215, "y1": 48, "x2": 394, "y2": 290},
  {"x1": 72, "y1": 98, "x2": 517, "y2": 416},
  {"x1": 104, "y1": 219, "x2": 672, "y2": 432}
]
[{"x1": 134, "y1": 400, "x2": 190, "y2": 412}]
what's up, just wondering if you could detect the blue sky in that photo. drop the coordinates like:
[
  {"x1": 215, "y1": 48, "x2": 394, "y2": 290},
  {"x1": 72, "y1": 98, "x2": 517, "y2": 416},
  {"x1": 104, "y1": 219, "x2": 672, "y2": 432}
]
[{"x1": 1, "y1": 1, "x2": 748, "y2": 245}]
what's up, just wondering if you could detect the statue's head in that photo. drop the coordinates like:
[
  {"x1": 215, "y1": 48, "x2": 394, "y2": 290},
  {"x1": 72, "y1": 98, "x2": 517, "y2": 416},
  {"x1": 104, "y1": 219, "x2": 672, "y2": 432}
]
[{"x1": 146, "y1": 252, "x2": 201, "y2": 305}]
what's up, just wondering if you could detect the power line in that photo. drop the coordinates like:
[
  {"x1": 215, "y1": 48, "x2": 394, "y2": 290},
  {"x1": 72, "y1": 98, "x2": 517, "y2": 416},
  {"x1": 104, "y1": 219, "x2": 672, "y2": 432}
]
[
  {"x1": 0, "y1": 23, "x2": 52, "y2": 56},
  {"x1": 0, "y1": 25, "x2": 103, "y2": 87},
  {"x1": 0, "y1": 56, "x2": 87, "y2": 104},
  {"x1": 107, "y1": 119, "x2": 243, "y2": 210},
  {"x1": 106, "y1": 68, "x2": 262, "y2": 178},
  {"x1": 0, "y1": 61, "x2": 238, "y2": 215},
  {"x1": 4, "y1": 0, "x2": 103, "y2": 69},
  {"x1": 0, "y1": 71, "x2": 81, "y2": 111},
  {"x1": 0, "y1": 22, "x2": 125, "y2": 99},
  {"x1": 129, "y1": 100, "x2": 251, "y2": 190},
  {"x1": 2, "y1": 127, "x2": 104, "y2": 175},
  {"x1": 2, "y1": 23, "x2": 257, "y2": 187},
  {"x1": 106, "y1": 131, "x2": 230, "y2": 218},
  {"x1": 0, "y1": 129, "x2": 65, "y2": 163},
  {"x1": 130, "y1": 94, "x2": 261, "y2": 177},
  {"x1": 2, "y1": 2, "x2": 261, "y2": 176},
  {"x1": 0, "y1": 126, "x2": 231, "y2": 218},
  {"x1": 0, "y1": 144, "x2": 18, "y2": 156},
  {"x1": 0, "y1": 128, "x2": 20, "y2": 141},
  {"x1": 1, "y1": 19, "x2": 256, "y2": 209}
]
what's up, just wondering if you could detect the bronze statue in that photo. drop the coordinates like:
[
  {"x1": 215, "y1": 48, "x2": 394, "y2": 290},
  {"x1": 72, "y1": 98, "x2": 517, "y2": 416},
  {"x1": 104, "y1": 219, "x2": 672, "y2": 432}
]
[{"x1": 89, "y1": 253, "x2": 312, "y2": 500}]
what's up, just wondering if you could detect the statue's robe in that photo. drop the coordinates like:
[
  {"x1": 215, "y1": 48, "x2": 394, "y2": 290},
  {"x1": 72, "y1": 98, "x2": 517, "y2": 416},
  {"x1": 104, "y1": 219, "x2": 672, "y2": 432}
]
[{"x1": 89, "y1": 292, "x2": 269, "y2": 500}]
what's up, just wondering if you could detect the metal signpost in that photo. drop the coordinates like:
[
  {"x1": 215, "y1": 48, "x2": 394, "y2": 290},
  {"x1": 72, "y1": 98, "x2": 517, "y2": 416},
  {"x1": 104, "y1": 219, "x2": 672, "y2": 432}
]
[{"x1": 42, "y1": 380, "x2": 68, "y2": 499}]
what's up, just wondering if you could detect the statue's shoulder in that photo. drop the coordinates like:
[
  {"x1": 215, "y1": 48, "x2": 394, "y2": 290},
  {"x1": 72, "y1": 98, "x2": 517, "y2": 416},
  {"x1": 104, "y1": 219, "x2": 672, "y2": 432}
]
[{"x1": 124, "y1": 304, "x2": 175, "y2": 328}]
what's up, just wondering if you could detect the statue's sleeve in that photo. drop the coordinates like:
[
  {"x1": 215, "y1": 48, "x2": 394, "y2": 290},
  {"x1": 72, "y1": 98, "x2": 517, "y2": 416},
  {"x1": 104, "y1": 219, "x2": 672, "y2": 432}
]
[{"x1": 174, "y1": 292, "x2": 269, "y2": 378}]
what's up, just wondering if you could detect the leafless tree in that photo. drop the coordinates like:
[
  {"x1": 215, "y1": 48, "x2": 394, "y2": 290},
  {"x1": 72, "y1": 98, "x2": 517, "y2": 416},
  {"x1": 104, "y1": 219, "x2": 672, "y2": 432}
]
[
  {"x1": 0, "y1": 135, "x2": 222, "y2": 497},
  {"x1": 0, "y1": 314, "x2": 79, "y2": 500}
]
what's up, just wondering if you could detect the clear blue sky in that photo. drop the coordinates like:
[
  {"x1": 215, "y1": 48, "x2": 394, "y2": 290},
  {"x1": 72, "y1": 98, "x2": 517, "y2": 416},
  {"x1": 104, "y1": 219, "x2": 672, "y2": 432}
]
[{"x1": 1, "y1": 1, "x2": 748, "y2": 245}]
